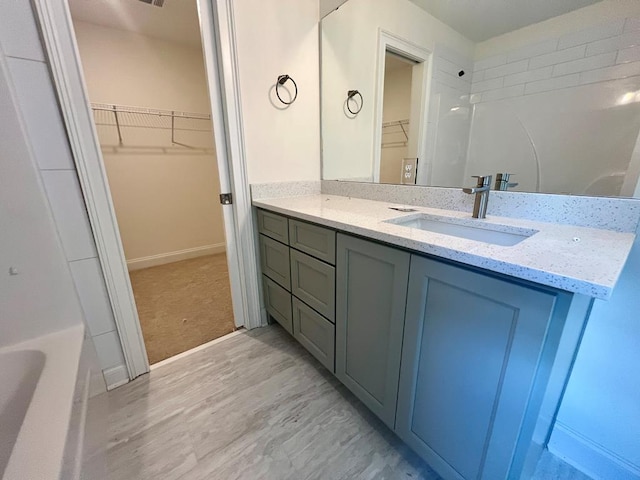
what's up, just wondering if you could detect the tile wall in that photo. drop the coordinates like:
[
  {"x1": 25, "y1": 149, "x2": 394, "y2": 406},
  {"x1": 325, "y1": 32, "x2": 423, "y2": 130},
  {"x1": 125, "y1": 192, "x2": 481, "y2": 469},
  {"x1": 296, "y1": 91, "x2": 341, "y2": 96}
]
[
  {"x1": 0, "y1": 1, "x2": 127, "y2": 388},
  {"x1": 471, "y1": 17, "x2": 640, "y2": 103}
]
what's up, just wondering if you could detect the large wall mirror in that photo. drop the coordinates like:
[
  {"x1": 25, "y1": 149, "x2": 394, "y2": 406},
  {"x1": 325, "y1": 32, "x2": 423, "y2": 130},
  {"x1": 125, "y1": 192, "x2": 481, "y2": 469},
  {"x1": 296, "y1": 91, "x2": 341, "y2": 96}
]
[{"x1": 321, "y1": 0, "x2": 640, "y2": 196}]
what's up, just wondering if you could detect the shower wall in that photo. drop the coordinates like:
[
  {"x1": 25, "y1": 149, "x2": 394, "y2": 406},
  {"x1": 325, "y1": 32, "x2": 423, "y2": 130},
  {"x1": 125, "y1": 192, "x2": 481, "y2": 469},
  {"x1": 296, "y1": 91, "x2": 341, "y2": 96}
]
[{"x1": 464, "y1": 5, "x2": 640, "y2": 196}]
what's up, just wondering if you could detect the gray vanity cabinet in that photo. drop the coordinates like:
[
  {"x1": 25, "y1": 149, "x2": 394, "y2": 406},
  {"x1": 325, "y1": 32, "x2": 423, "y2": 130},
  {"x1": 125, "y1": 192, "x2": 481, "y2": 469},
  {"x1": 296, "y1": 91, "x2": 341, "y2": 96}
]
[
  {"x1": 259, "y1": 234, "x2": 291, "y2": 290},
  {"x1": 262, "y1": 275, "x2": 293, "y2": 334},
  {"x1": 396, "y1": 255, "x2": 567, "y2": 480},
  {"x1": 290, "y1": 249, "x2": 336, "y2": 321},
  {"x1": 335, "y1": 233, "x2": 410, "y2": 429}
]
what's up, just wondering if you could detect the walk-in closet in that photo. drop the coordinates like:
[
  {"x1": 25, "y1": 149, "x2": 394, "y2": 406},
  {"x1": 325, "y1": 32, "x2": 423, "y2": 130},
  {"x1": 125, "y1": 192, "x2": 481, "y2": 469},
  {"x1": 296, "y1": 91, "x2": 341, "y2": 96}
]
[{"x1": 69, "y1": 0, "x2": 235, "y2": 365}]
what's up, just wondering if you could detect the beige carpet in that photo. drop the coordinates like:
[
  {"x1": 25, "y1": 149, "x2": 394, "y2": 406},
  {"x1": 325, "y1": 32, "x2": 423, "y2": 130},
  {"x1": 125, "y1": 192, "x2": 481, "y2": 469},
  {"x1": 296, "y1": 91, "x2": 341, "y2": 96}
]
[{"x1": 129, "y1": 253, "x2": 235, "y2": 365}]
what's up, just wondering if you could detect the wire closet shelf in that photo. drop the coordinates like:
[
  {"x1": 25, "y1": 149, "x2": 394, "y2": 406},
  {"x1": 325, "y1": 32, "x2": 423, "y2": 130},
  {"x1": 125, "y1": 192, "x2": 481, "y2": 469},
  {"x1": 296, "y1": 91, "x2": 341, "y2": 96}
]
[
  {"x1": 381, "y1": 119, "x2": 409, "y2": 149},
  {"x1": 91, "y1": 103, "x2": 213, "y2": 151}
]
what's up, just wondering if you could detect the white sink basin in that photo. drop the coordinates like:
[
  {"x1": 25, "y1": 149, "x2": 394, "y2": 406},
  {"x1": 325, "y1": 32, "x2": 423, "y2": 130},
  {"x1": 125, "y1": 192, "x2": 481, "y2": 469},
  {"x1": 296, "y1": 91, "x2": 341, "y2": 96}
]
[{"x1": 385, "y1": 214, "x2": 536, "y2": 246}]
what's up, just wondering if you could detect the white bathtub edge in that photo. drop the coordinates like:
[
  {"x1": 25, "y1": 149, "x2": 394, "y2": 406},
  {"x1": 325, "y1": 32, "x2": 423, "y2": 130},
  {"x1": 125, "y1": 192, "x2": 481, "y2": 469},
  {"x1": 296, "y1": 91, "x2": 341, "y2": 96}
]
[{"x1": 1, "y1": 323, "x2": 84, "y2": 480}]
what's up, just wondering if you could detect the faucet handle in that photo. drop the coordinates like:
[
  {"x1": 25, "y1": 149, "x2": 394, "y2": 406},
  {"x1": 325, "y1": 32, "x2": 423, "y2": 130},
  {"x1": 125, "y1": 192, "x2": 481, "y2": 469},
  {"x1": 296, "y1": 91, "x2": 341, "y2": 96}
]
[
  {"x1": 495, "y1": 173, "x2": 517, "y2": 190},
  {"x1": 471, "y1": 175, "x2": 492, "y2": 187}
]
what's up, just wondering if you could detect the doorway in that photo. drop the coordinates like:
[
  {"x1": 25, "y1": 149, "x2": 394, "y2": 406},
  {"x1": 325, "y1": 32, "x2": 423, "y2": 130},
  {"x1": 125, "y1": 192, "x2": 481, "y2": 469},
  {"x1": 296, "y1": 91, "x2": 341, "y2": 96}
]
[
  {"x1": 380, "y1": 52, "x2": 415, "y2": 184},
  {"x1": 68, "y1": 0, "x2": 236, "y2": 365},
  {"x1": 373, "y1": 31, "x2": 431, "y2": 184}
]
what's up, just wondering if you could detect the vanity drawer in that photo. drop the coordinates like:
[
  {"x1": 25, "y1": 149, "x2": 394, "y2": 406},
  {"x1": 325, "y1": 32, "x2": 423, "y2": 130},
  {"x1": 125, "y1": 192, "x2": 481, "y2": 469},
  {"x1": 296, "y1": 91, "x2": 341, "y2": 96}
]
[
  {"x1": 289, "y1": 219, "x2": 336, "y2": 265},
  {"x1": 290, "y1": 249, "x2": 335, "y2": 321},
  {"x1": 293, "y1": 297, "x2": 335, "y2": 372},
  {"x1": 259, "y1": 234, "x2": 291, "y2": 290},
  {"x1": 257, "y1": 209, "x2": 289, "y2": 244},
  {"x1": 263, "y1": 275, "x2": 293, "y2": 334}
]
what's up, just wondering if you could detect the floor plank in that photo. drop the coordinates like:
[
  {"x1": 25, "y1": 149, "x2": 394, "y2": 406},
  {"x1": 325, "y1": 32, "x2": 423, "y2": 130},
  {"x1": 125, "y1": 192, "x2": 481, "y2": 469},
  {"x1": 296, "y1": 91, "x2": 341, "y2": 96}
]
[{"x1": 107, "y1": 324, "x2": 591, "y2": 480}]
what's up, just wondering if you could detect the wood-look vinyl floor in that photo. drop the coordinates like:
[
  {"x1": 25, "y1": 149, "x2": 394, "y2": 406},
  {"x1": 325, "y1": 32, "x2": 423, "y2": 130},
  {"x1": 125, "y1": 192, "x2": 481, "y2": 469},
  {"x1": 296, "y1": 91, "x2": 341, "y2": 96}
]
[
  {"x1": 106, "y1": 324, "x2": 592, "y2": 480},
  {"x1": 129, "y1": 254, "x2": 235, "y2": 364}
]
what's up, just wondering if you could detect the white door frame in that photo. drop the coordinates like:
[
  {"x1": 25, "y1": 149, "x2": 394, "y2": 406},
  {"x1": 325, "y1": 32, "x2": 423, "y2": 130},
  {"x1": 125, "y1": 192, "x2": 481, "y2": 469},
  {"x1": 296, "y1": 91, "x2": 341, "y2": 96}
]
[
  {"x1": 32, "y1": 0, "x2": 263, "y2": 380},
  {"x1": 372, "y1": 29, "x2": 432, "y2": 183}
]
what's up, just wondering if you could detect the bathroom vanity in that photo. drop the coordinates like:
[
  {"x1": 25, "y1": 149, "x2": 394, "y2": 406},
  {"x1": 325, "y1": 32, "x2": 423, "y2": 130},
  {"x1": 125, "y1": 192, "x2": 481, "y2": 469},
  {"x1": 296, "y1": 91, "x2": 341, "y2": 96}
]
[{"x1": 253, "y1": 192, "x2": 635, "y2": 480}]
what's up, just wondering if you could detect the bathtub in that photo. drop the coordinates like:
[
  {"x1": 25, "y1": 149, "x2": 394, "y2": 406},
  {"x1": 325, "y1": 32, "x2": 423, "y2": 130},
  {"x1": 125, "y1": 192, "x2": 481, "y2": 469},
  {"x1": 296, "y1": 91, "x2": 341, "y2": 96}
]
[
  {"x1": 0, "y1": 324, "x2": 101, "y2": 480},
  {"x1": 0, "y1": 349, "x2": 46, "y2": 477}
]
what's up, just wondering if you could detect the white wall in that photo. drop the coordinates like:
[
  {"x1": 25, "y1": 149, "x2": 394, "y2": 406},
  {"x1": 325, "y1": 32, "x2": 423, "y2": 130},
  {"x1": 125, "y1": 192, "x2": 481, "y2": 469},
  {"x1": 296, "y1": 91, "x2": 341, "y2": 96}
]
[
  {"x1": 549, "y1": 224, "x2": 640, "y2": 479},
  {"x1": 233, "y1": 0, "x2": 321, "y2": 184},
  {"x1": 468, "y1": 2, "x2": 640, "y2": 196},
  {"x1": 0, "y1": 1, "x2": 127, "y2": 386},
  {"x1": 319, "y1": 0, "x2": 349, "y2": 19},
  {"x1": 72, "y1": 22, "x2": 225, "y2": 266},
  {"x1": 321, "y1": 0, "x2": 475, "y2": 181}
]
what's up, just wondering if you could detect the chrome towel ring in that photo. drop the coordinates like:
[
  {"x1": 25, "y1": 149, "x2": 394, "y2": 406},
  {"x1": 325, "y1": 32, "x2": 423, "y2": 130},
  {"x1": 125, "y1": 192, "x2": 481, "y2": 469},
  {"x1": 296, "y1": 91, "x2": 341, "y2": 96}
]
[
  {"x1": 276, "y1": 75, "x2": 298, "y2": 105},
  {"x1": 347, "y1": 89, "x2": 363, "y2": 115}
]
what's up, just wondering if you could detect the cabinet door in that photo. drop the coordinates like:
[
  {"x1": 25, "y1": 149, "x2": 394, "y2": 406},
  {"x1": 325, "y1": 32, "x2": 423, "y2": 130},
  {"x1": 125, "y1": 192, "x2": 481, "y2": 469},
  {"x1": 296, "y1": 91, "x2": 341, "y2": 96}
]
[
  {"x1": 292, "y1": 297, "x2": 335, "y2": 372},
  {"x1": 335, "y1": 233, "x2": 410, "y2": 429},
  {"x1": 262, "y1": 275, "x2": 293, "y2": 334},
  {"x1": 290, "y1": 249, "x2": 336, "y2": 321},
  {"x1": 289, "y1": 219, "x2": 336, "y2": 265},
  {"x1": 259, "y1": 234, "x2": 291, "y2": 291},
  {"x1": 397, "y1": 255, "x2": 560, "y2": 480},
  {"x1": 257, "y1": 209, "x2": 289, "y2": 244}
]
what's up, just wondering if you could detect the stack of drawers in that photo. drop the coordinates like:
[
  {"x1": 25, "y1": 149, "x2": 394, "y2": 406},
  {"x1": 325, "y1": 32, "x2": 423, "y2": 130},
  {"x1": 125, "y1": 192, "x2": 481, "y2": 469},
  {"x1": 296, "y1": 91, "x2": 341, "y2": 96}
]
[{"x1": 257, "y1": 209, "x2": 336, "y2": 371}]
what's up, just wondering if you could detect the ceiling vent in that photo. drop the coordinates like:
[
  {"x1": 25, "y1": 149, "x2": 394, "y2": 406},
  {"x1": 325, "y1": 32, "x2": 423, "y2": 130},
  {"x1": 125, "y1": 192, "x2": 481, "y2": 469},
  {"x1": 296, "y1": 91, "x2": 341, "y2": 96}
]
[{"x1": 138, "y1": 0, "x2": 165, "y2": 7}]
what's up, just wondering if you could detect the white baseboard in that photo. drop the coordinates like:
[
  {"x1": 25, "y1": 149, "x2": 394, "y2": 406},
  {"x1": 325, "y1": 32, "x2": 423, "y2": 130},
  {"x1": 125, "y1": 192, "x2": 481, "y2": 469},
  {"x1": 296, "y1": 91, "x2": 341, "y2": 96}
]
[
  {"x1": 102, "y1": 364, "x2": 129, "y2": 391},
  {"x1": 127, "y1": 243, "x2": 226, "y2": 271},
  {"x1": 549, "y1": 421, "x2": 640, "y2": 480}
]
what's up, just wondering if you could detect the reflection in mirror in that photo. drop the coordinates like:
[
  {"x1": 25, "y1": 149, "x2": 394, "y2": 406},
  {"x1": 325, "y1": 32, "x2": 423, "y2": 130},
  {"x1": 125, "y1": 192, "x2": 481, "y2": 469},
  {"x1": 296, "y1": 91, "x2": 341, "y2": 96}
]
[
  {"x1": 380, "y1": 53, "x2": 414, "y2": 184},
  {"x1": 321, "y1": 0, "x2": 640, "y2": 197}
]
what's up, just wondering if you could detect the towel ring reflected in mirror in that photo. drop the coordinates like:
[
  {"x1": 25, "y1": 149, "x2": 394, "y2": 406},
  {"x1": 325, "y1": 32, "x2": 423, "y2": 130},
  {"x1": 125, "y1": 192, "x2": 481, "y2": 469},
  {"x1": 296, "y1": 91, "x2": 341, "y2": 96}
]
[
  {"x1": 347, "y1": 90, "x2": 363, "y2": 115},
  {"x1": 276, "y1": 74, "x2": 298, "y2": 105}
]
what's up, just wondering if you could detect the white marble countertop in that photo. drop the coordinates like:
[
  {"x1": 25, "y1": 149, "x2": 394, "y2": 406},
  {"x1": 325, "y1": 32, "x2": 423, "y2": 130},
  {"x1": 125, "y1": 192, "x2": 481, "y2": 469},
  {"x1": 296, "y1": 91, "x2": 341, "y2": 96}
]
[{"x1": 253, "y1": 194, "x2": 636, "y2": 300}]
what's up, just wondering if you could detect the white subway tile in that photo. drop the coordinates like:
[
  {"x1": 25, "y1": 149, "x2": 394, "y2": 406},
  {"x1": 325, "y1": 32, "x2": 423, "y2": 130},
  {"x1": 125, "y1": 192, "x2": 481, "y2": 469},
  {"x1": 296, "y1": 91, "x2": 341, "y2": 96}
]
[
  {"x1": 434, "y1": 44, "x2": 473, "y2": 72},
  {"x1": 504, "y1": 66, "x2": 553, "y2": 86},
  {"x1": 93, "y1": 331, "x2": 126, "y2": 369},
  {"x1": 433, "y1": 70, "x2": 470, "y2": 93},
  {"x1": 529, "y1": 45, "x2": 586, "y2": 70},
  {"x1": 552, "y1": 52, "x2": 616, "y2": 77},
  {"x1": 6, "y1": 59, "x2": 75, "y2": 170},
  {"x1": 586, "y1": 31, "x2": 640, "y2": 56},
  {"x1": 483, "y1": 59, "x2": 529, "y2": 80},
  {"x1": 435, "y1": 56, "x2": 470, "y2": 81},
  {"x1": 481, "y1": 84, "x2": 525, "y2": 103},
  {"x1": 624, "y1": 17, "x2": 640, "y2": 33},
  {"x1": 524, "y1": 74, "x2": 581, "y2": 95},
  {"x1": 473, "y1": 54, "x2": 507, "y2": 72},
  {"x1": 0, "y1": 1, "x2": 45, "y2": 61},
  {"x1": 617, "y1": 45, "x2": 640, "y2": 64},
  {"x1": 558, "y1": 19, "x2": 625, "y2": 50},
  {"x1": 506, "y1": 39, "x2": 558, "y2": 63},
  {"x1": 70, "y1": 258, "x2": 117, "y2": 337},
  {"x1": 471, "y1": 70, "x2": 485, "y2": 83},
  {"x1": 431, "y1": 81, "x2": 469, "y2": 100},
  {"x1": 579, "y1": 61, "x2": 640, "y2": 84},
  {"x1": 470, "y1": 77, "x2": 503, "y2": 94},
  {"x1": 41, "y1": 170, "x2": 98, "y2": 261}
]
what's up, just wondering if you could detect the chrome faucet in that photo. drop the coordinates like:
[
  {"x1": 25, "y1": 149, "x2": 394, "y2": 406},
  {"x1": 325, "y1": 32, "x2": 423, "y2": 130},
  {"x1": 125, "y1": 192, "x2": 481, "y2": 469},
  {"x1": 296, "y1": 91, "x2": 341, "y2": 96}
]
[
  {"x1": 495, "y1": 173, "x2": 519, "y2": 191},
  {"x1": 462, "y1": 175, "x2": 492, "y2": 219}
]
